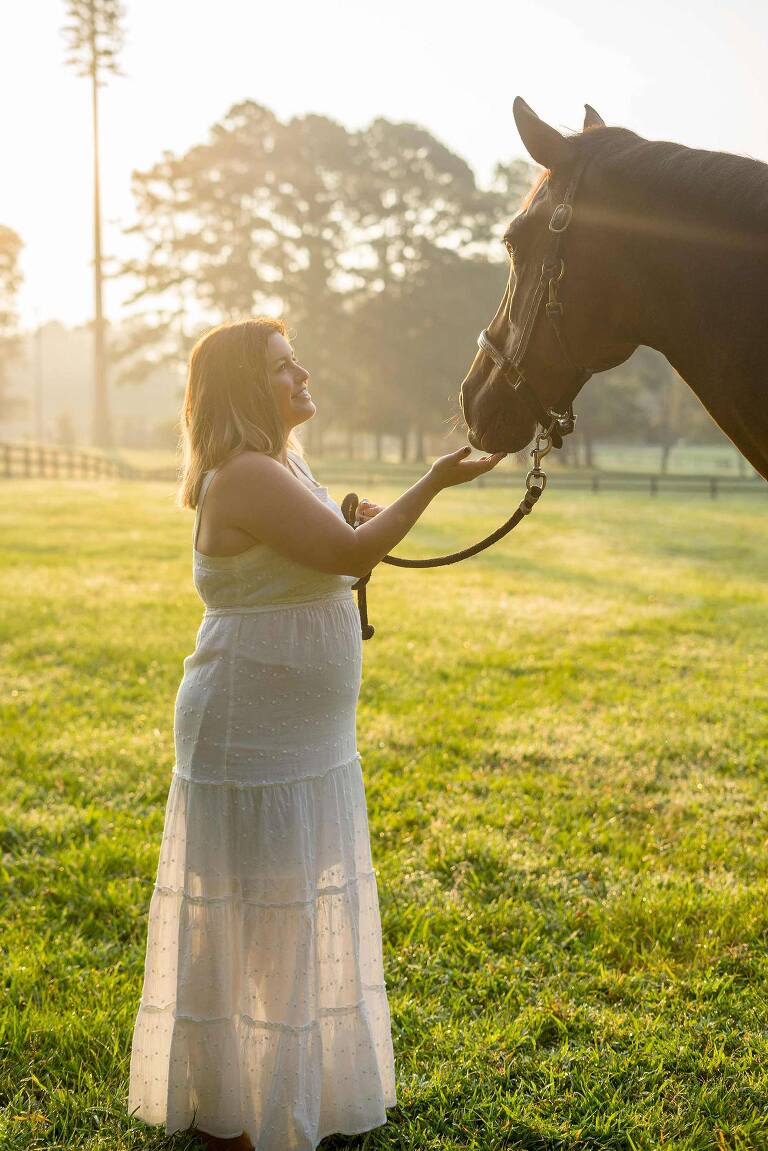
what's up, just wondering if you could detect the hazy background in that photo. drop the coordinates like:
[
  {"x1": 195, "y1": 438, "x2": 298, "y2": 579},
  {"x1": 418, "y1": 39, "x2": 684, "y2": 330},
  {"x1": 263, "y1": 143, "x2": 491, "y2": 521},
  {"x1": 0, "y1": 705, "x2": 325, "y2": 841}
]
[{"x1": 2, "y1": 0, "x2": 766, "y2": 462}]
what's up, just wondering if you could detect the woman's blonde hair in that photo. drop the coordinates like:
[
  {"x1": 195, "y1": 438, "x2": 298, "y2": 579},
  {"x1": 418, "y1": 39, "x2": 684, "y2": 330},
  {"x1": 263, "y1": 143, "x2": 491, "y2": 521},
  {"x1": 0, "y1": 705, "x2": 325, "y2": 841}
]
[{"x1": 177, "y1": 316, "x2": 305, "y2": 510}]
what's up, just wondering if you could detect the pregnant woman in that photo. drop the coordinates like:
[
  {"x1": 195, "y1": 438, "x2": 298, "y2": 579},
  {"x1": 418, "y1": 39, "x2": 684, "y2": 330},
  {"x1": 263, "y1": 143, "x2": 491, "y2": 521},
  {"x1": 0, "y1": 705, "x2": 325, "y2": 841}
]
[{"x1": 127, "y1": 316, "x2": 505, "y2": 1151}]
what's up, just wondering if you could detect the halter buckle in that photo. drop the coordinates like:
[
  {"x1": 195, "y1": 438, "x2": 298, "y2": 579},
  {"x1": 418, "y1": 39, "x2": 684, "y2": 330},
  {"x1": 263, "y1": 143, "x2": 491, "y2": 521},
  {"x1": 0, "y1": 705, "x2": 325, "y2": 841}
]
[
  {"x1": 548, "y1": 203, "x2": 573, "y2": 233},
  {"x1": 542, "y1": 258, "x2": 565, "y2": 281}
]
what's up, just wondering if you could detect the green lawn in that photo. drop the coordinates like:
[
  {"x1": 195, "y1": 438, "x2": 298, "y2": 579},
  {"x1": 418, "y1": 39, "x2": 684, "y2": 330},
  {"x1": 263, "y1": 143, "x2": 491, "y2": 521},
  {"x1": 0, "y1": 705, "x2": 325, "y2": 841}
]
[{"x1": 1, "y1": 476, "x2": 767, "y2": 1150}]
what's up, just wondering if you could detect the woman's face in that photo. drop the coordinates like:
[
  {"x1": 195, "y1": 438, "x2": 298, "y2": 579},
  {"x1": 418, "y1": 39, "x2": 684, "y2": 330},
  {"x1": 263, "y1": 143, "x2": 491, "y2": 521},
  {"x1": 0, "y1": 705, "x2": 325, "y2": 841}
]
[{"x1": 266, "y1": 332, "x2": 315, "y2": 432}]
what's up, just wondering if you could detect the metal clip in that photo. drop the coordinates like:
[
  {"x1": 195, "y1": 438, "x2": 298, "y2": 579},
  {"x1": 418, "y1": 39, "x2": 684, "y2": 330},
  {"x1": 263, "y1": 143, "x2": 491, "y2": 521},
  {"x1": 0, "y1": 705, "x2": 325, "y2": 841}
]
[
  {"x1": 531, "y1": 430, "x2": 554, "y2": 466},
  {"x1": 525, "y1": 468, "x2": 548, "y2": 492}
]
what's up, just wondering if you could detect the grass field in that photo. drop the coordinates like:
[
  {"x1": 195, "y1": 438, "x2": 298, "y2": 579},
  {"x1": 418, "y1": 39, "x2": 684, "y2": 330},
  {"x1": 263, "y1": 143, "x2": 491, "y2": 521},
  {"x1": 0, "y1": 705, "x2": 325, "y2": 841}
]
[{"x1": 2, "y1": 474, "x2": 767, "y2": 1150}]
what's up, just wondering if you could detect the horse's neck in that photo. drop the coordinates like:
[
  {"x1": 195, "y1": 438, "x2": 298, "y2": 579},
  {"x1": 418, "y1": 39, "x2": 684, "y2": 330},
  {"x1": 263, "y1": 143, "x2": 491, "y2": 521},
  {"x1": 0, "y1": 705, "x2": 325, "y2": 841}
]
[
  {"x1": 641, "y1": 286, "x2": 766, "y2": 483},
  {"x1": 638, "y1": 239, "x2": 767, "y2": 477},
  {"x1": 664, "y1": 340, "x2": 767, "y2": 480},
  {"x1": 621, "y1": 166, "x2": 768, "y2": 480},
  {"x1": 578, "y1": 135, "x2": 768, "y2": 477}
]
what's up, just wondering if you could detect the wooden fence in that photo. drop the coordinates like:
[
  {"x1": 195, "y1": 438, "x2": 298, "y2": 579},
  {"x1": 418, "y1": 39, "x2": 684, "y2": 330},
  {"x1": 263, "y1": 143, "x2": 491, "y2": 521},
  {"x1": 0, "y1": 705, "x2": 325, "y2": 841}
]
[
  {"x1": 0, "y1": 442, "x2": 175, "y2": 481},
  {"x1": 317, "y1": 464, "x2": 767, "y2": 499},
  {"x1": 1, "y1": 442, "x2": 765, "y2": 498},
  {"x1": 477, "y1": 471, "x2": 767, "y2": 499}
]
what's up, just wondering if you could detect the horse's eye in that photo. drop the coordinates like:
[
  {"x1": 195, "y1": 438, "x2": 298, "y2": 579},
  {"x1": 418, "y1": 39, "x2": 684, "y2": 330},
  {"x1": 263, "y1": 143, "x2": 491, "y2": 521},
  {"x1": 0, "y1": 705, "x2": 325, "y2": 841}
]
[{"x1": 504, "y1": 239, "x2": 514, "y2": 257}]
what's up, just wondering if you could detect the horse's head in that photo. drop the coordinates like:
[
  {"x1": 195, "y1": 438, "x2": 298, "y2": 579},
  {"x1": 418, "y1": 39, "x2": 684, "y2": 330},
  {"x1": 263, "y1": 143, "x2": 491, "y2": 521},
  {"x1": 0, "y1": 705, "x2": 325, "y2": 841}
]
[{"x1": 460, "y1": 98, "x2": 639, "y2": 452}]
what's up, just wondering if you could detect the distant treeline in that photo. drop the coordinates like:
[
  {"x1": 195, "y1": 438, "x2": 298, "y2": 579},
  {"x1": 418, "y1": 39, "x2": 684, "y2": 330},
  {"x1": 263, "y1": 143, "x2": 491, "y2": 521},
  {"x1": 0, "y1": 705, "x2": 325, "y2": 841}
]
[
  {"x1": 2, "y1": 101, "x2": 732, "y2": 462},
  {"x1": 115, "y1": 100, "x2": 728, "y2": 464}
]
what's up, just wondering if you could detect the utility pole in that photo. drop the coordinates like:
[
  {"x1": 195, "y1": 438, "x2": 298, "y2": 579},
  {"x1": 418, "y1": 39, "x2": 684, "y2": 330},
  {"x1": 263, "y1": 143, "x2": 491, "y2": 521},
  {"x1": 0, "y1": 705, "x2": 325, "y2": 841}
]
[
  {"x1": 89, "y1": 3, "x2": 109, "y2": 447},
  {"x1": 34, "y1": 312, "x2": 44, "y2": 442},
  {"x1": 62, "y1": 0, "x2": 123, "y2": 449}
]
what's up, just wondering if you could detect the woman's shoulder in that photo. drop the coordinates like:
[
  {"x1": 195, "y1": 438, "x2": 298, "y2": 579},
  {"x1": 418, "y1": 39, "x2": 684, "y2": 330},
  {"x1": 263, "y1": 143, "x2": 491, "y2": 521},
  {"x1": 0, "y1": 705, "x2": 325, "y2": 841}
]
[
  {"x1": 201, "y1": 454, "x2": 280, "y2": 510},
  {"x1": 217, "y1": 450, "x2": 284, "y2": 478},
  {"x1": 215, "y1": 449, "x2": 316, "y2": 489}
]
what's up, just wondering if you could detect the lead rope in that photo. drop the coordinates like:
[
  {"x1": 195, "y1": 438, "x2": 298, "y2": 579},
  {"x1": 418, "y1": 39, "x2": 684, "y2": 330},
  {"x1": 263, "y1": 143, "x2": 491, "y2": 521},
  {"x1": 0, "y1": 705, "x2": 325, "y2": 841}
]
[{"x1": 340, "y1": 430, "x2": 554, "y2": 639}]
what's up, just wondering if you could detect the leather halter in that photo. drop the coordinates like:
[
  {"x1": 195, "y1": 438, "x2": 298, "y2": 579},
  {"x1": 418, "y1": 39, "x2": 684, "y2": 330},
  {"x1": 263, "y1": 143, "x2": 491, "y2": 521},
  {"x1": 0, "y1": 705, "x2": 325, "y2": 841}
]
[{"x1": 477, "y1": 160, "x2": 594, "y2": 448}]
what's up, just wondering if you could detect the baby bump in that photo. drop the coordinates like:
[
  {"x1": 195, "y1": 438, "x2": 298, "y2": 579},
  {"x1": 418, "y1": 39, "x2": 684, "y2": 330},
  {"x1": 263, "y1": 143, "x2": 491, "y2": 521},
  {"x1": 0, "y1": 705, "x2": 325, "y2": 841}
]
[{"x1": 174, "y1": 594, "x2": 363, "y2": 784}]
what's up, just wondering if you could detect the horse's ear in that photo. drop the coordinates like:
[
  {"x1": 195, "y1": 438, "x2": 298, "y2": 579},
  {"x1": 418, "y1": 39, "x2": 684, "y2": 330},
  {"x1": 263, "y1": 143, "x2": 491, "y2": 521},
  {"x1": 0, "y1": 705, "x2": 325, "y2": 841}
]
[
  {"x1": 513, "y1": 97, "x2": 572, "y2": 170},
  {"x1": 583, "y1": 104, "x2": 606, "y2": 130}
]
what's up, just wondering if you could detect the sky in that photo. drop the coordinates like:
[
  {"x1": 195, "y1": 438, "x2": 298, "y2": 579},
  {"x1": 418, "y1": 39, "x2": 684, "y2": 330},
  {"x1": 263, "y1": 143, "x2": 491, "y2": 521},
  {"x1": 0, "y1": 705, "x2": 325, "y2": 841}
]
[{"x1": 3, "y1": 0, "x2": 767, "y2": 329}]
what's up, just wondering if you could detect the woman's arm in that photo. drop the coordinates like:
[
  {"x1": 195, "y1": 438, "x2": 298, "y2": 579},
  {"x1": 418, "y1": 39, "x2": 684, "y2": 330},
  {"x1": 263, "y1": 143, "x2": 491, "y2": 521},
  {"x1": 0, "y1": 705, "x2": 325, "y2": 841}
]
[{"x1": 220, "y1": 448, "x2": 504, "y2": 579}]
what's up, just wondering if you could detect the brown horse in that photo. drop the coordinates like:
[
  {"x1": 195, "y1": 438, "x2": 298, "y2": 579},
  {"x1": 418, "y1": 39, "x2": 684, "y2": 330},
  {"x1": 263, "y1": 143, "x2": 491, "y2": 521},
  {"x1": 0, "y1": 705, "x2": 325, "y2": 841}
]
[{"x1": 459, "y1": 98, "x2": 768, "y2": 480}]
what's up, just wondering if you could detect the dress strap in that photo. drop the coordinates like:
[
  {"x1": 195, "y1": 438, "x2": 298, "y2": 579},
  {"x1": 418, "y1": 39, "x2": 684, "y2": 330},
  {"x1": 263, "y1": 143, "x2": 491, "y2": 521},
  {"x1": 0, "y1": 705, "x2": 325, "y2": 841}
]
[
  {"x1": 287, "y1": 450, "x2": 320, "y2": 488},
  {"x1": 193, "y1": 467, "x2": 219, "y2": 551}
]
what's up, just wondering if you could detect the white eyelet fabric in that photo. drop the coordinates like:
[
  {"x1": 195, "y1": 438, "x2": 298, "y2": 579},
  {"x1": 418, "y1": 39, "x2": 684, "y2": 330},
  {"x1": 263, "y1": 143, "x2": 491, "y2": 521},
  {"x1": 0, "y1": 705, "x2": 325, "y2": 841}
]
[{"x1": 128, "y1": 452, "x2": 397, "y2": 1149}]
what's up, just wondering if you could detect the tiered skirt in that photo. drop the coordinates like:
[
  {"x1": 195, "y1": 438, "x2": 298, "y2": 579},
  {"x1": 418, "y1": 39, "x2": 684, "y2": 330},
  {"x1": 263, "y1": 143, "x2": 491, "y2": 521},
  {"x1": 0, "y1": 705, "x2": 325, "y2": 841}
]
[{"x1": 128, "y1": 594, "x2": 396, "y2": 1149}]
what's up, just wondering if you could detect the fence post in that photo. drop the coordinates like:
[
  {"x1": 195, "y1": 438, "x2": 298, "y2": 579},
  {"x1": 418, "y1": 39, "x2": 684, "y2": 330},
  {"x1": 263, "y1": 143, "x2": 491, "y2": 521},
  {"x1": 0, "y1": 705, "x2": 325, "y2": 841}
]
[
  {"x1": 650, "y1": 476, "x2": 658, "y2": 497},
  {"x1": 710, "y1": 478, "x2": 718, "y2": 500},
  {"x1": 591, "y1": 474, "x2": 599, "y2": 494},
  {"x1": 2, "y1": 444, "x2": 11, "y2": 478}
]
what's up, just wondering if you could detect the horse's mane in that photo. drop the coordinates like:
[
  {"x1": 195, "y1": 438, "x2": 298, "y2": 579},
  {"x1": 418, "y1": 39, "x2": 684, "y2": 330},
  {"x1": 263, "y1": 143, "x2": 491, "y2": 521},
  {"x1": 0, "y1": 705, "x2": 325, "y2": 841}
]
[
  {"x1": 519, "y1": 170, "x2": 548, "y2": 212},
  {"x1": 572, "y1": 126, "x2": 768, "y2": 230}
]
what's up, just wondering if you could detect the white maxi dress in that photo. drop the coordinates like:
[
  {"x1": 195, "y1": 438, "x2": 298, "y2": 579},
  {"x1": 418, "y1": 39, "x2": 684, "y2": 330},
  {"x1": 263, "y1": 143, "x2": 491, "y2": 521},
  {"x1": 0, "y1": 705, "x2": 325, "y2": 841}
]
[{"x1": 128, "y1": 450, "x2": 397, "y2": 1149}]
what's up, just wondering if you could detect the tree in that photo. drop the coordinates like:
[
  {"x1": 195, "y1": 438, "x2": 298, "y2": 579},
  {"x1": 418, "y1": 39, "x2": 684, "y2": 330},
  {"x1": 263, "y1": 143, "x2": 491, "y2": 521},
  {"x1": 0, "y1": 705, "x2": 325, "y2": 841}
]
[
  {"x1": 341, "y1": 119, "x2": 530, "y2": 460},
  {"x1": 119, "y1": 104, "x2": 358, "y2": 381},
  {"x1": 490, "y1": 158, "x2": 542, "y2": 211},
  {"x1": 574, "y1": 349, "x2": 657, "y2": 468},
  {"x1": 0, "y1": 226, "x2": 24, "y2": 424},
  {"x1": 62, "y1": 0, "x2": 124, "y2": 447},
  {"x1": 643, "y1": 357, "x2": 715, "y2": 472},
  {"x1": 55, "y1": 410, "x2": 78, "y2": 446},
  {"x1": 572, "y1": 347, "x2": 714, "y2": 470},
  {"x1": 347, "y1": 248, "x2": 509, "y2": 461},
  {"x1": 119, "y1": 103, "x2": 538, "y2": 456}
]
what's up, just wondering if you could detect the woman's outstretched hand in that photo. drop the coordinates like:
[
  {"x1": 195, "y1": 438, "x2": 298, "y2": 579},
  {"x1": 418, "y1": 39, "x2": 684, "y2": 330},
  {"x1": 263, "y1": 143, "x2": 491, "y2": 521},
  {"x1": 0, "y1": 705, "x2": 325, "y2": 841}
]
[
  {"x1": 429, "y1": 445, "x2": 507, "y2": 490},
  {"x1": 354, "y1": 499, "x2": 385, "y2": 526},
  {"x1": 352, "y1": 443, "x2": 505, "y2": 521}
]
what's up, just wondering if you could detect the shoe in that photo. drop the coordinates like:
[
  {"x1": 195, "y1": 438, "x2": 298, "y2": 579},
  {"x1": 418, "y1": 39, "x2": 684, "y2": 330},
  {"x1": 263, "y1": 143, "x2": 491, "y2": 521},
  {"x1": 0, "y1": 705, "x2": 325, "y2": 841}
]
[{"x1": 196, "y1": 1131, "x2": 254, "y2": 1150}]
